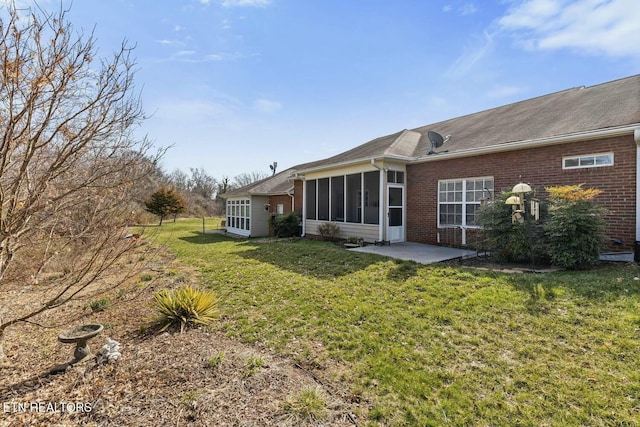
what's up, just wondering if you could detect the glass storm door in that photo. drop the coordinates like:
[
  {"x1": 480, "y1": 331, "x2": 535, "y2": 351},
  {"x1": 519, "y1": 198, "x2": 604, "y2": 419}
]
[{"x1": 387, "y1": 185, "x2": 404, "y2": 242}]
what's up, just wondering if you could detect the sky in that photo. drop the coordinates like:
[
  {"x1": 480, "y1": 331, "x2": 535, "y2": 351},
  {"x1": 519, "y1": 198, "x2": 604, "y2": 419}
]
[{"x1": 4, "y1": 0, "x2": 640, "y2": 180}]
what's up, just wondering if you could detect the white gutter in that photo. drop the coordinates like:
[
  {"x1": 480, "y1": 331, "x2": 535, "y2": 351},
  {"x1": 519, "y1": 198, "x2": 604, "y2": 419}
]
[
  {"x1": 296, "y1": 154, "x2": 413, "y2": 175},
  {"x1": 412, "y1": 124, "x2": 639, "y2": 164}
]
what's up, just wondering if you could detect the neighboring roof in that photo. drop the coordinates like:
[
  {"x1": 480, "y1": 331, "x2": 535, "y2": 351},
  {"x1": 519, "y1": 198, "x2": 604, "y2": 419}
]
[
  {"x1": 225, "y1": 74, "x2": 640, "y2": 195},
  {"x1": 297, "y1": 74, "x2": 640, "y2": 173},
  {"x1": 222, "y1": 160, "x2": 319, "y2": 197},
  {"x1": 222, "y1": 168, "x2": 295, "y2": 198}
]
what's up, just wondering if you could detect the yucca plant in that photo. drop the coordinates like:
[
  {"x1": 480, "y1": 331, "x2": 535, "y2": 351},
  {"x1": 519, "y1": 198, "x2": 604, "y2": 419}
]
[{"x1": 152, "y1": 285, "x2": 218, "y2": 332}]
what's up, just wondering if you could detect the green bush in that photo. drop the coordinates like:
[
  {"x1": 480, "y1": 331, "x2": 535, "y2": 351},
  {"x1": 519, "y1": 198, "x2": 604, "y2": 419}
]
[
  {"x1": 271, "y1": 212, "x2": 300, "y2": 238},
  {"x1": 90, "y1": 297, "x2": 111, "y2": 312},
  {"x1": 477, "y1": 192, "x2": 545, "y2": 263},
  {"x1": 316, "y1": 222, "x2": 341, "y2": 241},
  {"x1": 152, "y1": 285, "x2": 218, "y2": 332},
  {"x1": 543, "y1": 185, "x2": 605, "y2": 269}
]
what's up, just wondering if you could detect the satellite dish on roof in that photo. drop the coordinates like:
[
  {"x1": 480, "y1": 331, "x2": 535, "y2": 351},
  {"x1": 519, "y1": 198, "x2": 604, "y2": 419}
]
[{"x1": 427, "y1": 131, "x2": 451, "y2": 155}]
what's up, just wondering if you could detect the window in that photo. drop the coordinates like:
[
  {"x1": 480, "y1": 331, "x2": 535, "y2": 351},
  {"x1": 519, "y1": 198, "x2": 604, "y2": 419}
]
[
  {"x1": 364, "y1": 171, "x2": 380, "y2": 224},
  {"x1": 317, "y1": 178, "x2": 329, "y2": 221},
  {"x1": 563, "y1": 153, "x2": 613, "y2": 169},
  {"x1": 305, "y1": 180, "x2": 316, "y2": 220},
  {"x1": 346, "y1": 173, "x2": 361, "y2": 223},
  {"x1": 387, "y1": 170, "x2": 404, "y2": 184},
  {"x1": 305, "y1": 171, "x2": 381, "y2": 225},
  {"x1": 226, "y1": 198, "x2": 251, "y2": 232},
  {"x1": 438, "y1": 177, "x2": 493, "y2": 227},
  {"x1": 331, "y1": 176, "x2": 344, "y2": 221},
  {"x1": 277, "y1": 204, "x2": 284, "y2": 215}
]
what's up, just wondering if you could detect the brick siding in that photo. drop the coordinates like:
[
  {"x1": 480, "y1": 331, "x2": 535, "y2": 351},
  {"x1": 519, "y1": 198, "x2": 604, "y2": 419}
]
[
  {"x1": 268, "y1": 194, "x2": 293, "y2": 215},
  {"x1": 406, "y1": 135, "x2": 637, "y2": 252}
]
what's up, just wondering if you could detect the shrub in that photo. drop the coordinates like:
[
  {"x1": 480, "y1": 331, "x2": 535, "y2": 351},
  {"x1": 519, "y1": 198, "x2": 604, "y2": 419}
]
[
  {"x1": 152, "y1": 285, "x2": 218, "y2": 332},
  {"x1": 316, "y1": 222, "x2": 341, "y2": 241},
  {"x1": 543, "y1": 185, "x2": 605, "y2": 269},
  {"x1": 90, "y1": 297, "x2": 111, "y2": 312},
  {"x1": 271, "y1": 212, "x2": 300, "y2": 238},
  {"x1": 476, "y1": 192, "x2": 545, "y2": 263}
]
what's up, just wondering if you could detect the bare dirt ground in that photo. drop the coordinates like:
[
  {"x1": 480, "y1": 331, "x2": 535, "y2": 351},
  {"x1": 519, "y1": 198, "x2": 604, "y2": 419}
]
[{"x1": 0, "y1": 246, "x2": 360, "y2": 427}]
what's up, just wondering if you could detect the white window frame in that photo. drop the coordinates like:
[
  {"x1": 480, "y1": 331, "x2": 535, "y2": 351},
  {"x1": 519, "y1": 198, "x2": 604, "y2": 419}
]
[
  {"x1": 563, "y1": 152, "x2": 614, "y2": 170},
  {"x1": 438, "y1": 176, "x2": 494, "y2": 228},
  {"x1": 226, "y1": 198, "x2": 251, "y2": 234}
]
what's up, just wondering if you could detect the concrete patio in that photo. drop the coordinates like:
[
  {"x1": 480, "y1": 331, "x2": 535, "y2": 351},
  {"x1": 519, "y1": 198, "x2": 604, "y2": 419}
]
[{"x1": 348, "y1": 242, "x2": 477, "y2": 265}]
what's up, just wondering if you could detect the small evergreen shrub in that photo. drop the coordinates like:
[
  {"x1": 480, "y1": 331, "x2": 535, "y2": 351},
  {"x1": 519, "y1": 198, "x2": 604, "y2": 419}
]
[
  {"x1": 477, "y1": 192, "x2": 545, "y2": 263},
  {"x1": 543, "y1": 185, "x2": 605, "y2": 269},
  {"x1": 317, "y1": 222, "x2": 341, "y2": 241},
  {"x1": 152, "y1": 285, "x2": 218, "y2": 332},
  {"x1": 90, "y1": 297, "x2": 111, "y2": 312},
  {"x1": 271, "y1": 212, "x2": 300, "y2": 237}
]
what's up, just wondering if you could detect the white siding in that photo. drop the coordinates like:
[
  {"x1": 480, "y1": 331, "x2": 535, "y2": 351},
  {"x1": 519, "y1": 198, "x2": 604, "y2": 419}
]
[
  {"x1": 251, "y1": 196, "x2": 271, "y2": 237},
  {"x1": 306, "y1": 220, "x2": 379, "y2": 243}
]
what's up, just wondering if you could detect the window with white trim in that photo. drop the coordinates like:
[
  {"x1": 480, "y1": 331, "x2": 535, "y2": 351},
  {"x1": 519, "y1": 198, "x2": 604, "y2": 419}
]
[
  {"x1": 563, "y1": 153, "x2": 613, "y2": 169},
  {"x1": 226, "y1": 198, "x2": 250, "y2": 232},
  {"x1": 438, "y1": 177, "x2": 493, "y2": 227}
]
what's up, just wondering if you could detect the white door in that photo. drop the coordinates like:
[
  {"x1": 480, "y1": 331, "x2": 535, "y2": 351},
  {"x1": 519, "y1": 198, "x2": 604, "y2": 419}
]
[{"x1": 387, "y1": 185, "x2": 404, "y2": 242}]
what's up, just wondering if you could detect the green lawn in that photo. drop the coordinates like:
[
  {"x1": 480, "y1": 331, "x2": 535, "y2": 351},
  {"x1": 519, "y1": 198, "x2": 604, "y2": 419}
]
[{"x1": 153, "y1": 219, "x2": 640, "y2": 426}]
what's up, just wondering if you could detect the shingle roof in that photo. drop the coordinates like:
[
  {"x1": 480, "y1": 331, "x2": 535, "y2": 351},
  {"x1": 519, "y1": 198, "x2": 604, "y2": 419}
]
[
  {"x1": 413, "y1": 74, "x2": 640, "y2": 155},
  {"x1": 302, "y1": 74, "x2": 640, "y2": 170},
  {"x1": 226, "y1": 75, "x2": 640, "y2": 196}
]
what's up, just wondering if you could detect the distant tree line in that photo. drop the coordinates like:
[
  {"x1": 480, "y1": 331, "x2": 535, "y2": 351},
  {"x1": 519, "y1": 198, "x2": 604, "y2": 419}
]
[{"x1": 139, "y1": 166, "x2": 270, "y2": 223}]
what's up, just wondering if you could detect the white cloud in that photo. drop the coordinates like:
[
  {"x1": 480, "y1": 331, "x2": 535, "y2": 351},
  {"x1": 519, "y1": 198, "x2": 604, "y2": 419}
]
[
  {"x1": 459, "y1": 3, "x2": 478, "y2": 15},
  {"x1": 156, "y1": 39, "x2": 178, "y2": 46},
  {"x1": 442, "y1": 2, "x2": 477, "y2": 15},
  {"x1": 448, "y1": 31, "x2": 495, "y2": 78},
  {"x1": 499, "y1": 0, "x2": 640, "y2": 57},
  {"x1": 221, "y1": 0, "x2": 272, "y2": 7},
  {"x1": 156, "y1": 98, "x2": 239, "y2": 124},
  {"x1": 253, "y1": 98, "x2": 282, "y2": 113}
]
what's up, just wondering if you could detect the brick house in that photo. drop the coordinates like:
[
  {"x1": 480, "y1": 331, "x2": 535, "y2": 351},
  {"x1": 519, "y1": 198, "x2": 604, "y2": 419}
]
[{"x1": 224, "y1": 75, "x2": 640, "y2": 252}]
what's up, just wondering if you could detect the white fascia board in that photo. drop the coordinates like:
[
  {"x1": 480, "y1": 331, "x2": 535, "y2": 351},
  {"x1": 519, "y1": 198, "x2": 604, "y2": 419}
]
[
  {"x1": 411, "y1": 124, "x2": 640, "y2": 164},
  {"x1": 295, "y1": 155, "x2": 413, "y2": 175}
]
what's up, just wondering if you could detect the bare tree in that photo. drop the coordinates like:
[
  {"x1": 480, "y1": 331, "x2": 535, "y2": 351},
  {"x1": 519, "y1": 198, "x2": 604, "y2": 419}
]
[
  {"x1": 188, "y1": 167, "x2": 217, "y2": 200},
  {"x1": 233, "y1": 170, "x2": 269, "y2": 188},
  {"x1": 167, "y1": 168, "x2": 189, "y2": 193},
  {"x1": 0, "y1": 4, "x2": 162, "y2": 359}
]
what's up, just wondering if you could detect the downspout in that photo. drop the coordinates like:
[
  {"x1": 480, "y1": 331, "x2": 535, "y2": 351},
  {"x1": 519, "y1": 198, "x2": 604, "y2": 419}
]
[
  {"x1": 286, "y1": 188, "x2": 295, "y2": 213},
  {"x1": 635, "y1": 129, "x2": 640, "y2": 244},
  {"x1": 371, "y1": 159, "x2": 384, "y2": 242}
]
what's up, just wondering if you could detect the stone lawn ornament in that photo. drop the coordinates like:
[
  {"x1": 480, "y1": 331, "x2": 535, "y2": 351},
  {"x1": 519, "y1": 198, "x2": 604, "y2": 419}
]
[
  {"x1": 98, "y1": 337, "x2": 122, "y2": 363},
  {"x1": 51, "y1": 324, "x2": 103, "y2": 374}
]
